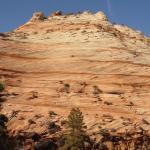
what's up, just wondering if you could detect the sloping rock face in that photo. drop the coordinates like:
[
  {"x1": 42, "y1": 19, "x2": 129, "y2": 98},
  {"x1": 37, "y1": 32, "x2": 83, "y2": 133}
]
[{"x1": 0, "y1": 11, "x2": 150, "y2": 137}]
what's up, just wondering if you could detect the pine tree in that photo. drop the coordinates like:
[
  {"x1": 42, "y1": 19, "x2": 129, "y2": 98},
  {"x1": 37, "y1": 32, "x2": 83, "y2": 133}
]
[{"x1": 60, "y1": 108, "x2": 86, "y2": 150}]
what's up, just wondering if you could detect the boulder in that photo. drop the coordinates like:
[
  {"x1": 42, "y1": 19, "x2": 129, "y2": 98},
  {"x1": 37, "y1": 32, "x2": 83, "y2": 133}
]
[
  {"x1": 51, "y1": 11, "x2": 62, "y2": 16},
  {"x1": 30, "y1": 12, "x2": 46, "y2": 22},
  {"x1": 95, "y1": 11, "x2": 108, "y2": 21}
]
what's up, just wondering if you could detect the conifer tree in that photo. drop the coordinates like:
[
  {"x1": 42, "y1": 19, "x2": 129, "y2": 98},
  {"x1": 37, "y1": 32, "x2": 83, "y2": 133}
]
[{"x1": 60, "y1": 108, "x2": 86, "y2": 150}]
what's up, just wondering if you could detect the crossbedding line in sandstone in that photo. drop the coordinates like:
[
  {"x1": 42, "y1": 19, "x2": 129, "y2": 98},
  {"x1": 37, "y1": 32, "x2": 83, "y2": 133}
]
[
  {"x1": 0, "y1": 52, "x2": 45, "y2": 60},
  {"x1": 0, "y1": 68, "x2": 150, "y2": 78},
  {"x1": 81, "y1": 59, "x2": 150, "y2": 67}
]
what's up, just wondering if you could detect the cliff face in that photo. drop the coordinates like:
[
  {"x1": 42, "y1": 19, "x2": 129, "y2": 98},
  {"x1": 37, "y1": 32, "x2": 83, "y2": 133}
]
[{"x1": 0, "y1": 11, "x2": 150, "y2": 136}]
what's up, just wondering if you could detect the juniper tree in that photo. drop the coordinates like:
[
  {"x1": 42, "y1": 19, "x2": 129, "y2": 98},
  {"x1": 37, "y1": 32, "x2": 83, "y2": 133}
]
[
  {"x1": 60, "y1": 108, "x2": 86, "y2": 150},
  {"x1": 0, "y1": 83, "x2": 4, "y2": 92},
  {"x1": 0, "y1": 83, "x2": 5, "y2": 102}
]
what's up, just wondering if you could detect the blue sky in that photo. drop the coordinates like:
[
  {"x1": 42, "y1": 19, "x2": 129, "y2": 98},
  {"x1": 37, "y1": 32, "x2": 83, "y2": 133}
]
[{"x1": 0, "y1": 0, "x2": 150, "y2": 36}]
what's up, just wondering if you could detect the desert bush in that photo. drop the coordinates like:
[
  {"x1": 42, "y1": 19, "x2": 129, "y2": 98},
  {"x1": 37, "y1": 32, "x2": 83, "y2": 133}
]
[
  {"x1": 98, "y1": 127, "x2": 150, "y2": 150},
  {"x1": 28, "y1": 119, "x2": 36, "y2": 125},
  {"x1": 63, "y1": 83, "x2": 70, "y2": 93},
  {"x1": 0, "y1": 83, "x2": 4, "y2": 92},
  {"x1": 93, "y1": 85, "x2": 102, "y2": 95},
  {"x1": 104, "y1": 101, "x2": 113, "y2": 105},
  {"x1": 0, "y1": 83, "x2": 6, "y2": 102},
  {"x1": 47, "y1": 120, "x2": 60, "y2": 134}
]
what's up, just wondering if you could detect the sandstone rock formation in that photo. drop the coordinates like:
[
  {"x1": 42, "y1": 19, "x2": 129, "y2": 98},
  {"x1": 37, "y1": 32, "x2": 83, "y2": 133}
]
[
  {"x1": 51, "y1": 10, "x2": 62, "y2": 16},
  {"x1": 29, "y1": 11, "x2": 47, "y2": 22},
  {"x1": 0, "y1": 11, "x2": 150, "y2": 141}
]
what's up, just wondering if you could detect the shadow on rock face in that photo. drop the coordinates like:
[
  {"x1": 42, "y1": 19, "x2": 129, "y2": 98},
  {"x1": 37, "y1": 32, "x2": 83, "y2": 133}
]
[{"x1": 34, "y1": 140, "x2": 57, "y2": 150}]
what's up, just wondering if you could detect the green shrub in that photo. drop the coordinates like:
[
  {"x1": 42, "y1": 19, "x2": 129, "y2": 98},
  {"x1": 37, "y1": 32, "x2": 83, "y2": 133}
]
[
  {"x1": 64, "y1": 83, "x2": 70, "y2": 93},
  {"x1": 93, "y1": 85, "x2": 102, "y2": 95},
  {"x1": 0, "y1": 83, "x2": 4, "y2": 92}
]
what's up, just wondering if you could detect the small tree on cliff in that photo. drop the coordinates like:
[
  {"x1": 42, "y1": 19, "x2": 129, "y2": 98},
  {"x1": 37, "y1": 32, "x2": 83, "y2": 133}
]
[
  {"x1": 60, "y1": 108, "x2": 86, "y2": 150},
  {"x1": 0, "y1": 83, "x2": 5, "y2": 103},
  {"x1": 0, "y1": 83, "x2": 4, "y2": 92}
]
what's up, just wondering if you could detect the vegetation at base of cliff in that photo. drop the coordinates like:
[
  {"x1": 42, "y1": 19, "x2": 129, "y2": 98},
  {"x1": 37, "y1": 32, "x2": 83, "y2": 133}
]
[
  {"x1": 0, "y1": 114, "x2": 17, "y2": 150},
  {"x1": 0, "y1": 108, "x2": 149, "y2": 150},
  {"x1": 58, "y1": 108, "x2": 150, "y2": 150}
]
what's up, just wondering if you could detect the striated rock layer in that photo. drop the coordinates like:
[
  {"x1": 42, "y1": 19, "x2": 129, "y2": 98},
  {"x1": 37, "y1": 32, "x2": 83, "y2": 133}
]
[{"x1": 0, "y1": 11, "x2": 150, "y2": 137}]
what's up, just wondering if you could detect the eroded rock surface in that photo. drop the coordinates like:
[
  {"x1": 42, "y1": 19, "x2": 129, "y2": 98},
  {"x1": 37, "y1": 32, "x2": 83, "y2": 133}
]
[{"x1": 0, "y1": 11, "x2": 150, "y2": 139}]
